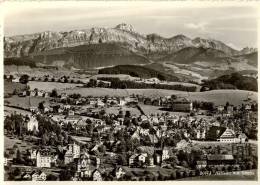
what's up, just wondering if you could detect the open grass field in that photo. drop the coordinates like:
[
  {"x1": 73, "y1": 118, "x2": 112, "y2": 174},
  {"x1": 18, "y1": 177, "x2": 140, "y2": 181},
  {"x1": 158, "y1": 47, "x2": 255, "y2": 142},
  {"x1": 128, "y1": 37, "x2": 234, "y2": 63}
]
[
  {"x1": 60, "y1": 88, "x2": 257, "y2": 106},
  {"x1": 4, "y1": 106, "x2": 32, "y2": 116},
  {"x1": 4, "y1": 136, "x2": 35, "y2": 152},
  {"x1": 139, "y1": 104, "x2": 189, "y2": 116},
  {"x1": 4, "y1": 81, "x2": 26, "y2": 96},
  {"x1": 28, "y1": 81, "x2": 83, "y2": 92},
  {"x1": 4, "y1": 95, "x2": 50, "y2": 110}
]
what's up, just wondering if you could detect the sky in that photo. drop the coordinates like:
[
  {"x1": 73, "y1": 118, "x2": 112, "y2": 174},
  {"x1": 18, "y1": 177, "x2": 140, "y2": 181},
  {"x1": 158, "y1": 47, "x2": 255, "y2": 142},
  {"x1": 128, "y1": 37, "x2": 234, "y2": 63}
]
[{"x1": 3, "y1": 1, "x2": 259, "y2": 49}]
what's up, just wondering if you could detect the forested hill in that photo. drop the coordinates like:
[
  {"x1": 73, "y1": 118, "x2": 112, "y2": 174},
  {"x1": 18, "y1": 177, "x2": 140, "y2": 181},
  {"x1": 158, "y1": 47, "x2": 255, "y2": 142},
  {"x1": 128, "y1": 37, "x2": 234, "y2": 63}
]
[
  {"x1": 201, "y1": 73, "x2": 257, "y2": 92},
  {"x1": 98, "y1": 65, "x2": 179, "y2": 82}
]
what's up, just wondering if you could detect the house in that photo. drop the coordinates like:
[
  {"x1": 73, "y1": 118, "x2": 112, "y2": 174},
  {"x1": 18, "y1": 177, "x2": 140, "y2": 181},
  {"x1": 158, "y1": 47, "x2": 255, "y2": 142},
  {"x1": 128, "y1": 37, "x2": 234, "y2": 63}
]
[
  {"x1": 44, "y1": 106, "x2": 53, "y2": 113},
  {"x1": 129, "y1": 154, "x2": 139, "y2": 167},
  {"x1": 217, "y1": 105, "x2": 225, "y2": 112},
  {"x1": 196, "y1": 160, "x2": 207, "y2": 169},
  {"x1": 77, "y1": 153, "x2": 92, "y2": 177},
  {"x1": 218, "y1": 128, "x2": 236, "y2": 143},
  {"x1": 97, "y1": 100, "x2": 105, "y2": 107},
  {"x1": 12, "y1": 77, "x2": 20, "y2": 83},
  {"x1": 36, "y1": 149, "x2": 52, "y2": 168},
  {"x1": 30, "y1": 90, "x2": 37, "y2": 97},
  {"x1": 138, "y1": 153, "x2": 147, "y2": 163},
  {"x1": 38, "y1": 90, "x2": 45, "y2": 97},
  {"x1": 32, "y1": 172, "x2": 40, "y2": 181},
  {"x1": 68, "y1": 110, "x2": 75, "y2": 116},
  {"x1": 43, "y1": 92, "x2": 50, "y2": 98},
  {"x1": 196, "y1": 128, "x2": 206, "y2": 140},
  {"x1": 39, "y1": 172, "x2": 47, "y2": 181},
  {"x1": 30, "y1": 148, "x2": 38, "y2": 160},
  {"x1": 31, "y1": 171, "x2": 47, "y2": 181},
  {"x1": 245, "y1": 104, "x2": 252, "y2": 111},
  {"x1": 162, "y1": 147, "x2": 170, "y2": 161},
  {"x1": 27, "y1": 115, "x2": 39, "y2": 132},
  {"x1": 64, "y1": 115, "x2": 81, "y2": 125},
  {"x1": 92, "y1": 169, "x2": 103, "y2": 181},
  {"x1": 65, "y1": 143, "x2": 81, "y2": 164},
  {"x1": 236, "y1": 133, "x2": 248, "y2": 143},
  {"x1": 22, "y1": 172, "x2": 32, "y2": 180},
  {"x1": 119, "y1": 98, "x2": 126, "y2": 106},
  {"x1": 226, "y1": 105, "x2": 234, "y2": 113},
  {"x1": 113, "y1": 166, "x2": 126, "y2": 179},
  {"x1": 61, "y1": 93, "x2": 68, "y2": 100}
]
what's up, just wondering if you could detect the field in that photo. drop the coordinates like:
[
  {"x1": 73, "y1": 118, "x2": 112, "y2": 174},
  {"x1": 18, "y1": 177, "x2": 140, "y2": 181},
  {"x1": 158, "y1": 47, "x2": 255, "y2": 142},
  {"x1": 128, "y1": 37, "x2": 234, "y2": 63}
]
[
  {"x1": 4, "y1": 136, "x2": 36, "y2": 152},
  {"x1": 139, "y1": 104, "x2": 189, "y2": 116},
  {"x1": 4, "y1": 81, "x2": 26, "y2": 96},
  {"x1": 28, "y1": 81, "x2": 83, "y2": 92},
  {"x1": 4, "y1": 106, "x2": 32, "y2": 116},
  {"x1": 60, "y1": 88, "x2": 257, "y2": 106},
  {"x1": 4, "y1": 96, "x2": 50, "y2": 109}
]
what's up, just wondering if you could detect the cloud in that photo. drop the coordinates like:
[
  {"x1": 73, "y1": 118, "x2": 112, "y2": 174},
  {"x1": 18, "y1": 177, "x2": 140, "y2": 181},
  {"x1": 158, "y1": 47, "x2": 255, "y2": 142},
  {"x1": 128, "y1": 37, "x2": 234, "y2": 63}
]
[{"x1": 184, "y1": 22, "x2": 208, "y2": 32}]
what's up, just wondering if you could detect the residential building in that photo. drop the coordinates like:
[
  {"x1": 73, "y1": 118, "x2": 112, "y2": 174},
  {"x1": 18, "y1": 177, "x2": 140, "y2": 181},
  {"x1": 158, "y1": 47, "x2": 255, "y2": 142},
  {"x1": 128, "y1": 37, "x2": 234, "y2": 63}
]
[
  {"x1": 27, "y1": 115, "x2": 38, "y2": 132},
  {"x1": 36, "y1": 149, "x2": 52, "y2": 168},
  {"x1": 218, "y1": 128, "x2": 236, "y2": 143},
  {"x1": 92, "y1": 169, "x2": 102, "y2": 181}
]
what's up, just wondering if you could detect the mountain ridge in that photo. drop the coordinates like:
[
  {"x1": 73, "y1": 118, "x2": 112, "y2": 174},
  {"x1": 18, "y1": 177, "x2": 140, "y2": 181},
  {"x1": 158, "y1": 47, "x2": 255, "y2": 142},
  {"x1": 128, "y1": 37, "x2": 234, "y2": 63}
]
[{"x1": 4, "y1": 23, "x2": 257, "y2": 69}]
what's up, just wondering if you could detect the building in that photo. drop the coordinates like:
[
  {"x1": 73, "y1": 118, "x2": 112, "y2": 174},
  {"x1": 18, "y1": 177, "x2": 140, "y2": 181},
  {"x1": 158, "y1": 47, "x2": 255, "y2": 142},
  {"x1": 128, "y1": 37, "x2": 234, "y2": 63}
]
[
  {"x1": 31, "y1": 171, "x2": 47, "y2": 181},
  {"x1": 92, "y1": 169, "x2": 102, "y2": 181},
  {"x1": 77, "y1": 154, "x2": 92, "y2": 178},
  {"x1": 171, "y1": 98, "x2": 193, "y2": 112},
  {"x1": 113, "y1": 166, "x2": 126, "y2": 179},
  {"x1": 236, "y1": 133, "x2": 248, "y2": 143},
  {"x1": 65, "y1": 143, "x2": 81, "y2": 164},
  {"x1": 36, "y1": 149, "x2": 52, "y2": 168},
  {"x1": 27, "y1": 115, "x2": 39, "y2": 132},
  {"x1": 218, "y1": 128, "x2": 236, "y2": 143},
  {"x1": 196, "y1": 160, "x2": 207, "y2": 169},
  {"x1": 162, "y1": 147, "x2": 170, "y2": 161}
]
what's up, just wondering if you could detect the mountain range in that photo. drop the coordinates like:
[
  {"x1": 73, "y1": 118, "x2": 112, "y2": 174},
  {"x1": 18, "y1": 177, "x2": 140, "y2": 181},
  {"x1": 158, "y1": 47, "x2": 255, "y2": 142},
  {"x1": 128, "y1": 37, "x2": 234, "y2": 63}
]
[{"x1": 4, "y1": 23, "x2": 258, "y2": 82}]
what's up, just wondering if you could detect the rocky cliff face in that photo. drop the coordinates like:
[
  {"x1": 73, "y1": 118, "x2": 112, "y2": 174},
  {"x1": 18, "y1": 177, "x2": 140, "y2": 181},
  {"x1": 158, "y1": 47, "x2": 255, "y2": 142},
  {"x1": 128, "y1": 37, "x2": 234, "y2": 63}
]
[{"x1": 4, "y1": 23, "x2": 256, "y2": 68}]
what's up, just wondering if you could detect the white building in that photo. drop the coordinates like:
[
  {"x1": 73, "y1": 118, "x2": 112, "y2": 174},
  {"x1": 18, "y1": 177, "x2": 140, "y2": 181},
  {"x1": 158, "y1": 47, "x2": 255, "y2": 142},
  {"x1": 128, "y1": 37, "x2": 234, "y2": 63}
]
[
  {"x1": 218, "y1": 128, "x2": 236, "y2": 143},
  {"x1": 27, "y1": 115, "x2": 39, "y2": 132},
  {"x1": 36, "y1": 150, "x2": 52, "y2": 168}
]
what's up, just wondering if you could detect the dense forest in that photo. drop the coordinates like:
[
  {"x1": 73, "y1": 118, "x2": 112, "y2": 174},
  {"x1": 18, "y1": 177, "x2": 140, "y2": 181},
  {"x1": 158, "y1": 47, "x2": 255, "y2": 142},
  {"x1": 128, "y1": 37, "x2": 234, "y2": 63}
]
[
  {"x1": 4, "y1": 57, "x2": 37, "y2": 68},
  {"x1": 98, "y1": 65, "x2": 179, "y2": 82},
  {"x1": 201, "y1": 73, "x2": 257, "y2": 92}
]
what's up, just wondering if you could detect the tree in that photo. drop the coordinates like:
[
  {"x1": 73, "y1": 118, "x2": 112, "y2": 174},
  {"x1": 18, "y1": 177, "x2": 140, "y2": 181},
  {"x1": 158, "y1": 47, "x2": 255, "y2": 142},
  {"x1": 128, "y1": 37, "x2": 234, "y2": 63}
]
[
  {"x1": 16, "y1": 149, "x2": 22, "y2": 164},
  {"x1": 38, "y1": 101, "x2": 45, "y2": 112},
  {"x1": 13, "y1": 167, "x2": 21, "y2": 176},
  {"x1": 50, "y1": 89, "x2": 58, "y2": 97},
  {"x1": 19, "y1": 74, "x2": 29, "y2": 84}
]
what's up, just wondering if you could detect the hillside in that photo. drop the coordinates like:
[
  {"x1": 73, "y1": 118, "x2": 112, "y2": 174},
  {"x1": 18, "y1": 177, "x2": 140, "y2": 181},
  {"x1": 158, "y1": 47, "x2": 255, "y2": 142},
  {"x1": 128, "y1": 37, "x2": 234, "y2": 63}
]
[
  {"x1": 30, "y1": 43, "x2": 150, "y2": 69},
  {"x1": 160, "y1": 47, "x2": 228, "y2": 64},
  {"x1": 98, "y1": 65, "x2": 179, "y2": 81},
  {"x1": 4, "y1": 57, "x2": 37, "y2": 68},
  {"x1": 202, "y1": 72, "x2": 257, "y2": 92}
]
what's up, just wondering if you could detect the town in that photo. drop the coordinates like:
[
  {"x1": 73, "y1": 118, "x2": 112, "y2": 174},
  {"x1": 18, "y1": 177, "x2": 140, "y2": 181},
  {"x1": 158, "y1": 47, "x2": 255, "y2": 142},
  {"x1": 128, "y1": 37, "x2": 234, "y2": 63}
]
[{"x1": 4, "y1": 74, "x2": 258, "y2": 181}]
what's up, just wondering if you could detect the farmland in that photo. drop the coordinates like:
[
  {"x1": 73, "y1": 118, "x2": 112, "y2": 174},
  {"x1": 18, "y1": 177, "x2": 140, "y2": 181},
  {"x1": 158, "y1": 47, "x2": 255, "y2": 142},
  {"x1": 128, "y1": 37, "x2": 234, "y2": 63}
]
[
  {"x1": 28, "y1": 81, "x2": 83, "y2": 92},
  {"x1": 4, "y1": 95, "x2": 50, "y2": 110},
  {"x1": 60, "y1": 88, "x2": 257, "y2": 106}
]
